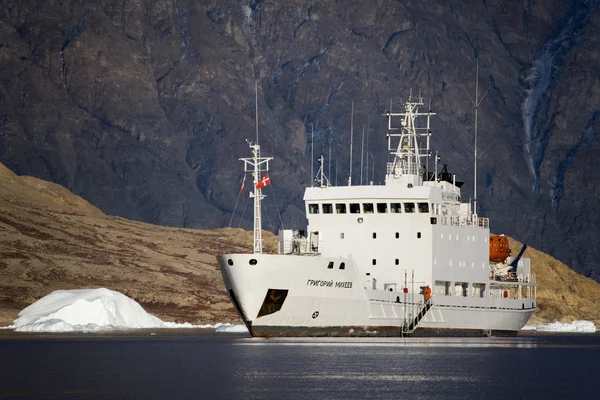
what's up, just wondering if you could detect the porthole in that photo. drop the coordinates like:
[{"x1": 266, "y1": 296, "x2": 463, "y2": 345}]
[
  {"x1": 227, "y1": 259, "x2": 234, "y2": 266},
  {"x1": 357, "y1": 217, "x2": 364, "y2": 223},
  {"x1": 249, "y1": 259, "x2": 258, "y2": 265}
]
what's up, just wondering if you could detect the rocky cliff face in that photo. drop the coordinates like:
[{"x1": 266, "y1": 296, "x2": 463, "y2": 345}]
[{"x1": 1, "y1": 1, "x2": 599, "y2": 280}]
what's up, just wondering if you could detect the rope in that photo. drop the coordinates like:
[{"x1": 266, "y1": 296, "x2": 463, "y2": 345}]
[
  {"x1": 237, "y1": 195, "x2": 249, "y2": 228},
  {"x1": 228, "y1": 174, "x2": 246, "y2": 227},
  {"x1": 269, "y1": 181, "x2": 285, "y2": 231},
  {"x1": 263, "y1": 198, "x2": 274, "y2": 232}
]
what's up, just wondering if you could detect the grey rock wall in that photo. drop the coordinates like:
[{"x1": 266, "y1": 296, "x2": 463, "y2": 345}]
[{"x1": 1, "y1": 0, "x2": 599, "y2": 280}]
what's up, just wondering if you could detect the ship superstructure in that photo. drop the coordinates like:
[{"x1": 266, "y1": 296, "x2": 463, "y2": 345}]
[{"x1": 217, "y1": 96, "x2": 536, "y2": 337}]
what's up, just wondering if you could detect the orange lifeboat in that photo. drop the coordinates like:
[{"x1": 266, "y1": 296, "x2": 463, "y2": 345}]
[{"x1": 489, "y1": 235, "x2": 511, "y2": 262}]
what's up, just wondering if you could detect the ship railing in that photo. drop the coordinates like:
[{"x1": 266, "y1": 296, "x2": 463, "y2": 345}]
[
  {"x1": 491, "y1": 272, "x2": 536, "y2": 284},
  {"x1": 439, "y1": 215, "x2": 486, "y2": 227},
  {"x1": 402, "y1": 297, "x2": 433, "y2": 335},
  {"x1": 386, "y1": 161, "x2": 420, "y2": 176},
  {"x1": 476, "y1": 217, "x2": 489, "y2": 228},
  {"x1": 281, "y1": 237, "x2": 320, "y2": 256}
]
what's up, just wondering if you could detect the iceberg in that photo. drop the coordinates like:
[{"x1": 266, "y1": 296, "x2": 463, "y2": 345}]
[
  {"x1": 13, "y1": 288, "x2": 164, "y2": 332},
  {"x1": 9, "y1": 288, "x2": 249, "y2": 333},
  {"x1": 522, "y1": 320, "x2": 597, "y2": 333}
]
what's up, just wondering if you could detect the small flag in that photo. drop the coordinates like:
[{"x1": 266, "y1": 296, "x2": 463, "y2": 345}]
[
  {"x1": 256, "y1": 173, "x2": 271, "y2": 190},
  {"x1": 239, "y1": 175, "x2": 246, "y2": 194}
]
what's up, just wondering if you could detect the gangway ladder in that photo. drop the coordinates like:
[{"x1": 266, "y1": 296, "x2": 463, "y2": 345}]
[{"x1": 401, "y1": 299, "x2": 432, "y2": 337}]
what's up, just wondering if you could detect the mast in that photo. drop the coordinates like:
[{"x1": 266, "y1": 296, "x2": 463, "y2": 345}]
[
  {"x1": 384, "y1": 96, "x2": 435, "y2": 186},
  {"x1": 241, "y1": 143, "x2": 272, "y2": 254},
  {"x1": 240, "y1": 81, "x2": 273, "y2": 254}
]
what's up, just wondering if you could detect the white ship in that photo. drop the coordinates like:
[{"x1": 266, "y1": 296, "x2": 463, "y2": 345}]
[{"x1": 217, "y1": 96, "x2": 536, "y2": 337}]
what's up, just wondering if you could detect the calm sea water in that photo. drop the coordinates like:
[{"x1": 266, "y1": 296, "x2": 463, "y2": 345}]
[{"x1": 0, "y1": 330, "x2": 598, "y2": 399}]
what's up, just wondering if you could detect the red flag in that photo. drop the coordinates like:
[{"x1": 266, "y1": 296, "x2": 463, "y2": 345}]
[
  {"x1": 239, "y1": 175, "x2": 246, "y2": 194},
  {"x1": 256, "y1": 173, "x2": 271, "y2": 190}
]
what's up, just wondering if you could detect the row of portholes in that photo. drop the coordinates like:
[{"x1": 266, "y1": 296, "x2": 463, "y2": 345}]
[
  {"x1": 227, "y1": 259, "x2": 258, "y2": 266},
  {"x1": 340, "y1": 232, "x2": 422, "y2": 239},
  {"x1": 327, "y1": 261, "x2": 345, "y2": 270}
]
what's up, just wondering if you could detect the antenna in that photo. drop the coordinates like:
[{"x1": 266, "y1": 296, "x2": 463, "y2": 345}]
[
  {"x1": 366, "y1": 116, "x2": 369, "y2": 184},
  {"x1": 335, "y1": 158, "x2": 338, "y2": 186},
  {"x1": 348, "y1": 102, "x2": 354, "y2": 186},
  {"x1": 311, "y1": 123, "x2": 314, "y2": 186},
  {"x1": 474, "y1": 61, "x2": 479, "y2": 217},
  {"x1": 462, "y1": 59, "x2": 490, "y2": 217},
  {"x1": 360, "y1": 126, "x2": 365, "y2": 185},
  {"x1": 328, "y1": 133, "x2": 332, "y2": 185},
  {"x1": 255, "y1": 80, "x2": 259, "y2": 144}
]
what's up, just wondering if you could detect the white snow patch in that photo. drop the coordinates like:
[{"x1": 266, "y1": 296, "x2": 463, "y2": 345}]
[
  {"x1": 523, "y1": 320, "x2": 597, "y2": 333},
  {"x1": 7, "y1": 288, "x2": 249, "y2": 333},
  {"x1": 242, "y1": 5, "x2": 252, "y2": 20}
]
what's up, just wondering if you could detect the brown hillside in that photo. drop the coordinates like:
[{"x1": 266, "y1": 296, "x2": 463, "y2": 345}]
[
  {"x1": 507, "y1": 237, "x2": 600, "y2": 326},
  {"x1": 0, "y1": 162, "x2": 276, "y2": 326},
  {"x1": 0, "y1": 163, "x2": 598, "y2": 327}
]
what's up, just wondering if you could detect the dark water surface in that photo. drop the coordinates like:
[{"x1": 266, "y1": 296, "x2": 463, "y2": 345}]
[{"x1": 1, "y1": 330, "x2": 598, "y2": 399}]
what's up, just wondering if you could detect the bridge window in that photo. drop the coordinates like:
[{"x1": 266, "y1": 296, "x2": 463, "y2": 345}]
[
  {"x1": 349, "y1": 203, "x2": 360, "y2": 213},
  {"x1": 418, "y1": 202, "x2": 429, "y2": 213},
  {"x1": 339, "y1": 262, "x2": 345, "y2": 270},
  {"x1": 435, "y1": 281, "x2": 451, "y2": 296},
  {"x1": 377, "y1": 203, "x2": 388, "y2": 213},
  {"x1": 336, "y1": 203, "x2": 347, "y2": 214},
  {"x1": 322, "y1": 203, "x2": 333, "y2": 214},
  {"x1": 404, "y1": 202, "x2": 415, "y2": 213},
  {"x1": 363, "y1": 203, "x2": 374, "y2": 213},
  {"x1": 390, "y1": 203, "x2": 402, "y2": 213},
  {"x1": 472, "y1": 283, "x2": 486, "y2": 297},
  {"x1": 327, "y1": 261, "x2": 334, "y2": 269},
  {"x1": 308, "y1": 204, "x2": 319, "y2": 214},
  {"x1": 455, "y1": 282, "x2": 468, "y2": 297}
]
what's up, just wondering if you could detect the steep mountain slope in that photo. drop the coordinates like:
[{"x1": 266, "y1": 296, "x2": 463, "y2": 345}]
[
  {"x1": 1, "y1": 1, "x2": 599, "y2": 280},
  {"x1": 1, "y1": 163, "x2": 600, "y2": 327}
]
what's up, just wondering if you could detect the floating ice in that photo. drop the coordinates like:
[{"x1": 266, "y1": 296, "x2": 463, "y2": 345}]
[
  {"x1": 13, "y1": 288, "x2": 164, "y2": 332},
  {"x1": 523, "y1": 320, "x2": 597, "y2": 333},
  {"x1": 9, "y1": 288, "x2": 249, "y2": 333}
]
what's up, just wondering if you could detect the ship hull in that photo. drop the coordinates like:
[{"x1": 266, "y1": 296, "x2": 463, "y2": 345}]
[
  {"x1": 249, "y1": 325, "x2": 520, "y2": 338},
  {"x1": 217, "y1": 253, "x2": 535, "y2": 338}
]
